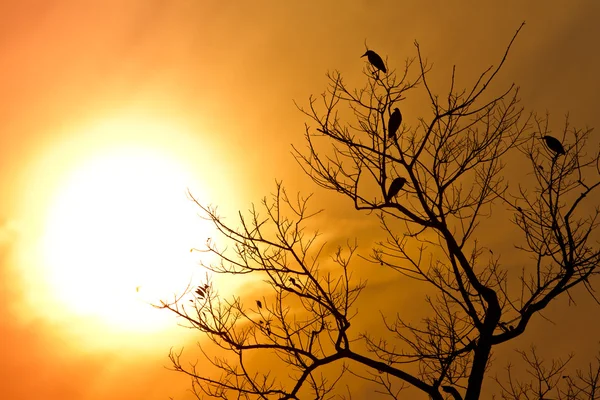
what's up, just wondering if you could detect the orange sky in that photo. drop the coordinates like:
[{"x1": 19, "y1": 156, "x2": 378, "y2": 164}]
[{"x1": 1, "y1": 1, "x2": 600, "y2": 399}]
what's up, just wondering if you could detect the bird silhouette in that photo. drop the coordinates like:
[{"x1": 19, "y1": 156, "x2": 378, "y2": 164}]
[
  {"x1": 361, "y1": 50, "x2": 387, "y2": 73},
  {"x1": 387, "y1": 107, "x2": 402, "y2": 140},
  {"x1": 195, "y1": 286, "x2": 206, "y2": 298},
  {"x1": 542, "y1": 135, "x2": 566, "y2": 155},
  {"x1": 385, "y1": 177, "x2": 407, "y2": 202},
  {"x1": 256, "y1": 300, "x2": 263, "y2": 309},
  {"x1": 289, "y1": 277, "x2": 302, "y2": 289}
]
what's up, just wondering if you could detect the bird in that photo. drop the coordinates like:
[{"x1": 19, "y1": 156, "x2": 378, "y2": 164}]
[
  {"x1": 542, "y1": 135, "x2": 566, "y2": 155},
  {"x1": 385, "y1": 177, "x2": 407, "y2": 202},
  {"x1": 361, "y1": 50, "x2": 387, "y2": 74},
  {"x1": 289, "y1": 277, "x2": 302, "y2": 289},
  {"x1": 498, "y1": 322, "x2": 509, "y2": 333},
  {"x1": 256, "y1": 300, "x2": 263, "y2": 309},
  {"x1": 387, "y1": 107, "x2": 402, "y2": 140},
  {"x1": 195, "y1": 286, "x2": 206, "y2": 298}
]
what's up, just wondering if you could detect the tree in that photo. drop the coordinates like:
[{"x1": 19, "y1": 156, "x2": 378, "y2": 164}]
[{"x1": 160, "y1": 23, "x2": 600, "y2": 399}]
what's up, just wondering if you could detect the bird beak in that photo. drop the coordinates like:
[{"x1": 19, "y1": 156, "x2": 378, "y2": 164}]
[{"x1": 361, "y1": 52, "x2": 368, "y2": 58}]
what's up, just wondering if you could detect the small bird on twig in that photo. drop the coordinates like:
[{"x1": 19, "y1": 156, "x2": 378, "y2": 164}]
[
  {"x1": 289, "y1": 277, "x2": 302, "y2": 289},
  {"x1": 256, "y1": 300, "x2": 263, "y2": 309},
  {"x1": 361, "y1": 50, "x2": 387, "y2": 74}
]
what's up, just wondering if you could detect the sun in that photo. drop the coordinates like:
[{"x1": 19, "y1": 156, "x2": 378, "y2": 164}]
[
  {"x1": 41, "y1": 146, "x2": 207, "y2": 335},
  {"x1": 12, "y1": 114, "x2": 234, "y2": 350}
]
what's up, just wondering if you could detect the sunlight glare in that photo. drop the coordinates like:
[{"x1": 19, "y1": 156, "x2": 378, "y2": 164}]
[{"x1": 42, "y1": 146, "x2": 207, "y2": 333}]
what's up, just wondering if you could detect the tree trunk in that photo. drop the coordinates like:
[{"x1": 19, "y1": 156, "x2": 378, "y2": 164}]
[{"x1": 464, "y1": 338, "x2": 492, "y2": 400}]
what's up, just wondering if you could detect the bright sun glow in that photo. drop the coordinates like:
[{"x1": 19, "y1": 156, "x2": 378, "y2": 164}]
[{"x1": 42, "y1": 146, "x2": 206, "y2": 333}]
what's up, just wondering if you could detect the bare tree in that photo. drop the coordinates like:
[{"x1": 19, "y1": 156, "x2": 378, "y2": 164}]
[
  {"x1": 160, "y1": 22, "x2": 600, "y2": 399},
  {"x1": 493, "y1": 346, "x2": 600, "y2": 400}
]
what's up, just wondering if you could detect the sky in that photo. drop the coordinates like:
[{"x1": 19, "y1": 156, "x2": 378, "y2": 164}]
[{"x1": 1, "y1": 1, "x2": 600, "y2": 399}]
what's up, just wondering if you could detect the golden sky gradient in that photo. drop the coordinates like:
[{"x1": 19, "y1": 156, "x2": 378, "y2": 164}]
[{"x1": 1, "y1": 1, "x2": 600, "y2": 399}]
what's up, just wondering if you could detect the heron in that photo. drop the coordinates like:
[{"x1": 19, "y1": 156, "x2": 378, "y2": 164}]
[
  {"x1": 542, "y1": 135, "x2": 565, "y2": 155},
  {"x1": 256, "y1": 300, "x2": 263, "y2": 309},
  {"x1": 385, "y1": 177, "x2": 407, "y2": 202},
  {"x1": 388, "y1": 107, "x2": 402, "y2": 140},
  {"x1": 361, "y1": 50, "x2": 387, "y2": 73}
]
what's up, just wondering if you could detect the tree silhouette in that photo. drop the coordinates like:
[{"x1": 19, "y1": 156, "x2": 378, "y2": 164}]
[{"x1": 160, "y1": 23, "x2": 600, "y2": 399}]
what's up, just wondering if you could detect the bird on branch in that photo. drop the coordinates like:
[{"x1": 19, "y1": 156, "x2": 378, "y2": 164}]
[
  {"x1": 385, "y1": 177, "x2": 407, "y2": 203},
  {"x1": 195, "y1": 286, "x2": 206, "y2": 298},
  {"x1": 388, "y1": 107, "x2": 402, "y2": 141},
  {"x1": 361, "y1": 50, "x2": 387, "y2": 74},
  {"x1": 542, "y1": 135, "x2": 566, "y2": 155},
  {"x1": 256, "y1": 300, "x2": 263, "y2": 309},
  {"x1": 289, "y1": 277, "x2": 302, "y2": 289}
]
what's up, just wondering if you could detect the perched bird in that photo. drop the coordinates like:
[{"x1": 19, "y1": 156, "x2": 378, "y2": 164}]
[
  {"x1": 542, "y1": 135, "x2": 566, "y2": 155},
  {"x1": 195, "y1": 286, "x2": 206, "y2": 298},
  {"x1": 387, "y1": 107, "x2": 402, "y2": 140},
  {"x1": 289, "y1": 277, "x2": 302, "y2": 289},
  {"x1": 361, "y1": 50, "x2": 387, "y2": 74},
  {"x1": 256, "y1": 300, "x2": 263, "y2": 309},
  {"x1": 385, "y1": 177, "x2": 407, "y2": 202},
  {"x1": 498, "y1": 322, "x2": 509, "y2": 333}
]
